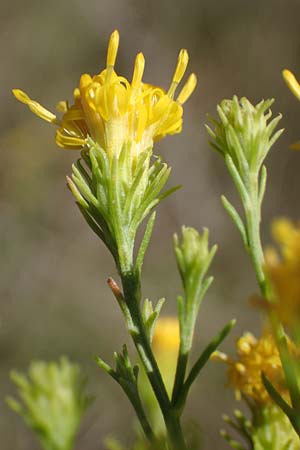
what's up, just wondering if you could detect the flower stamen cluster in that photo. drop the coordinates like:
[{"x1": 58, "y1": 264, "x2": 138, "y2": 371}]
[{"x1": 212, "y1": 331, "x2": 297, "y2": 405}]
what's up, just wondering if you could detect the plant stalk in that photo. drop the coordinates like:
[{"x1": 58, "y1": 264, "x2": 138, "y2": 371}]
[{"x1": 120, "y1": 270, "x2": 188, "y2": 450}]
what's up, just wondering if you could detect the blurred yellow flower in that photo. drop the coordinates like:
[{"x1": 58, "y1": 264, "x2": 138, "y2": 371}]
[
  {"x1": 152, "y1": 317, "x2": 180, "y2": 353},
  {"x1": 282, "y1": 69, "x2": 300, "y2": 149},
  {"x1": 212, "y1": 331, "x2": 295, "y2": 404},
  {"x1": 13, "y1": 30, "x2": 196, "y2": 158},
  {"x1": 264, "y1": 218, "x2": 300, "y2": 326},
  {"x1": 152, "y1": 317, "x2": 180, "y2": 396}
]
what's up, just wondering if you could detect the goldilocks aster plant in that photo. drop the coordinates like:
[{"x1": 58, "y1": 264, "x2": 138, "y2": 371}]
[{"x1": 12, "y1": 30, "x2": 234, "y2": 450}]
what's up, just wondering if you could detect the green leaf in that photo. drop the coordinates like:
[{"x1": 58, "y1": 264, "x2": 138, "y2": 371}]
[
  {"x1": 136, "y1": 212, "x2": 156, "y2": 273},
  {"x1": 174, "y1": 319, "x2": 235, "y2": 412},
  {"x1": 262, "y1": 373, "x2": 294, "y2": 420},
  {"x1": 145, "y1": 298, "x2": 165, "y2": 341},
  {"x1": 157, "y1": 184, "x2": 181, "y2": 203},
  {"x1": 258, "y1": 165, "x2": 267, "y2": 207},
  {"x1": 224, "y1": 154, "x2": 250, "y2": 209},
  {"x1": 221, "y1": 195, "x2": 248, "y2": 248}
]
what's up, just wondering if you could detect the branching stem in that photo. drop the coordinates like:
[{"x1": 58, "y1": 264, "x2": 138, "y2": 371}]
[{"x1": 118, "y1": 270, "x2": 188, "y2": 450}]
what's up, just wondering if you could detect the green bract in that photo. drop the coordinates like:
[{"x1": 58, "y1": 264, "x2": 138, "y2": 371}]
[
  {"x1": 206, "y1": 96, "x2": 283, "y2": 174},
  {"x1": 174, "y1": 227, "x2": 216, "y2": 300},
  {"x1": 7, "y1": 358, "x2": 90, "y2": 450},
  {"x1": 68, "y1": 137, "x2": 178, "y2": 274}
]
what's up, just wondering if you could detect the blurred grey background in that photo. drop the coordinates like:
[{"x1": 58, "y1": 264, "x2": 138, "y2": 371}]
[{"x1": 1, "y1": 0, "x2": 300, "y2": 448}]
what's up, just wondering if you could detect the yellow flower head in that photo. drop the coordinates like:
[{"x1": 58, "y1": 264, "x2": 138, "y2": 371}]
[
  {"x1": 13, "y1": 30, "x2": 196, "y2": 158},
  {"x1": 263, "y1": 218, "x2": 300, "y2": 326},
  {"x1": 212, "y1": 331, "x2": 295, "y2": 404},
  {"x1": 152, "y1": 317, "x2": 180, "y2": 353}
]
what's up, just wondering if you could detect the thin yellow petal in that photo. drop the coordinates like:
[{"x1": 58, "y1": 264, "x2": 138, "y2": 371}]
[
  {"x1": 177, "y1": 73, "x2": 197, "y2": 104},
  {"x1": 106, "y1": 30, "x2": 119, "y2": 68},
  {"x1": 282, "y1": 69, "x2": 300, "y2": 100},
  {"x1": 173, "y1": 49, "x2": 189, "y2": 84},
  {"x1": 131, "y1": 53, "x2": 145, "y2": 89},
  {"x1": 12, "y1": 89, "x2": 57, "y2": 123},
  {"x1": 167, "y1": 49, "x2": 189, "y2": 99}
]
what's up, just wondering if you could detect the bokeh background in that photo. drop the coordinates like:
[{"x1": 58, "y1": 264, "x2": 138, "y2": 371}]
[{"x1": 1, "y1": 0, "x2": 300, "y2": 448}]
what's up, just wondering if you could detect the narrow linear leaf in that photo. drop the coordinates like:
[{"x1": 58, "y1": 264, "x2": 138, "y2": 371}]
[
  {"x1": 262, "y1": 372, "x2": 294, "y2": 419},
  {"x1": 225, "y1": 155, "x2": 250, "y2": 209},
  {"x1": 268, "y1": 128, "x2": 284, "y2": 150},
  {"x1": 95, "y1": 356, "x2": 116, "y2": 378},
  {"x1": 143, "y1": 165, "x2": 170, "y2": 206},
  {"x1": 175, "y1": 319, "x2": 235, "y2": 412},
  {"x1": 207, "y1": 139, "x2": 224, "y2": 156},
  {"x1": 147, "y1": 298, "x2": 165, "y2": 341},
  {"x1": 76, "y1": 204, "x2": 105, "y2": 241},
  {"x1": 227, "y1": 125, "x2": 249, "y2": 177},
  {"x1": 157, "y1": 184, "x2": 182, "y2": 203},
  {"x1": 136, "y1": 212, "x2": 156, "y2": 273},
  {"x1": 258, "y1": 165, "x2": 267, "y2": 207},
  {"x1": 195, "y1": 275, "x2": 214, "y2": 310},
  {"x1": 204, "y1": 123, "x2": 216, "y2": 140},
  {"x1": 221, "y1": 195, "x2": 248, "y2": 248},
  {"x1": 67, "y1": 176, "x2": 89, "y2": 208}
]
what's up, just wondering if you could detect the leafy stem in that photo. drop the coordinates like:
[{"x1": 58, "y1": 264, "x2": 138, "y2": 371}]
[{"x1": 109, "y1": 273, "x2": 188, "y2": 450}]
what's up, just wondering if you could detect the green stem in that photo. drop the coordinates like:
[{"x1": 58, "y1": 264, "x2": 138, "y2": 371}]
[
  {"x1": 172, "y1": 310, "x2": 197, "y2": 407},
  {"x1": 245, "y1": 178, "x2": 268, "y2": 297},
  {"x1": 172, "y1": 353, "x2": 188, "y2": 407},
  {"x1": 120, "y1": 270, "x2": 187, "y2": 450},
  {"x1": 129, "y1": 391, "x2": 156, "y2": 441},
  {"x1": 174, "y1": 319, "x2": 235, "y2": 414},
  {"x1": 243, "y1": 177, "x2": 300, "y2": 435}
]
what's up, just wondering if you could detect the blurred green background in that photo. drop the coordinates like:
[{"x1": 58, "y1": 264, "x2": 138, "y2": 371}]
[{"x1": 2, "y1": 0, "x2": 300, "y2": 448}]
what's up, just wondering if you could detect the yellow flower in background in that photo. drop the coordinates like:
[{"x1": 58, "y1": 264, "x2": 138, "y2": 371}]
[
  {"x1": 152, "y1": 317, "x2": 180, "y2": 353},
  {"x1": 212, "y1": 331, "x2": 296, "y2": 404},
  {"x1": 152, "y1": 317, "x2": 180, "y2": 396},
  {"x1": 264, "y1": 218, "x2": 300, "y2": 326},
  {"x1": 13, "y1": 30, "x2": 196, "y2": 159},
  {"x1": 138, "y1": 317, "x2": 180, "y2": 435}
]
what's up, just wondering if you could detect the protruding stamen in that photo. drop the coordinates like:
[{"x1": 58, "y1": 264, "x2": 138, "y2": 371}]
[
  {"x1": 235, "y1": 363, "x2": 246, "y2": 374},
  {"x1": 283, "y1": 69, "x2": 300, "y2": 100},
  {"x1": 168, "y1": 49, "x2": 189, "y2": 98},
  {"x1": 210, "y1": 351, "x2": 228, "y2": 362},
  {"x1": 177, "y1": 73, "x2": 197, "y2": 104},
  {"x1": 132, "y1": 53, "x2": 145, "y2": 89},
  {"x1": 106, "y1": 30, "x2": 120, "y2": 68}
]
